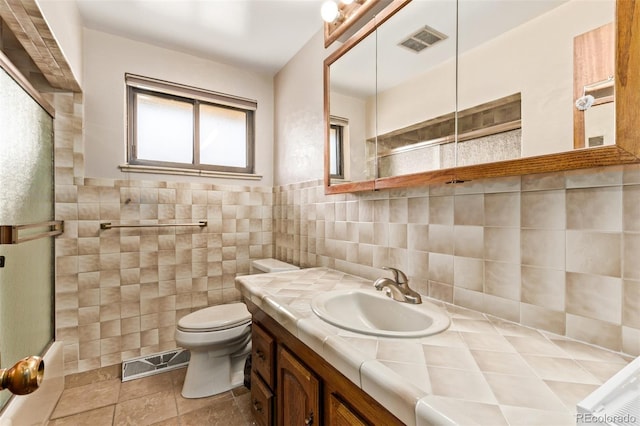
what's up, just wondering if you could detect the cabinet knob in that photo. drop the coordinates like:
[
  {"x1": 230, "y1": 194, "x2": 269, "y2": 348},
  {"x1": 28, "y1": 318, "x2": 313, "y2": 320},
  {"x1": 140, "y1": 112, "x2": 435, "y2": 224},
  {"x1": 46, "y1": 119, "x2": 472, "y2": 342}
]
[
  {"x1": 304, "y1": 412, "x2": 314, "y2": 425},
  {"x1": 255, "y1": 349, "x2": 265, "y2": 360},
  {"x1": 253, "y1": 399, "x2": 263, "y2": 413}
]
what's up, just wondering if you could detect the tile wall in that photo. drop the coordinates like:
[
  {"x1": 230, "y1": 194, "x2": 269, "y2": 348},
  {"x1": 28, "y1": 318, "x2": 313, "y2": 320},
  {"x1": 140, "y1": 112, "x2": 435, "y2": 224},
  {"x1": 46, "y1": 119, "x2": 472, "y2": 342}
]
[
  {"x1": 36, "y1": 70, "x2": 640, "y2": 375},
  {"x1": 38, "y1": 91, "x2": 640, "y2": 374},
  {"x1": 273, "y1": 167, "x2": 640, "y2": 357},
  {"x1": 50, "y1": 92, "x2": 273, "y2": 375}
]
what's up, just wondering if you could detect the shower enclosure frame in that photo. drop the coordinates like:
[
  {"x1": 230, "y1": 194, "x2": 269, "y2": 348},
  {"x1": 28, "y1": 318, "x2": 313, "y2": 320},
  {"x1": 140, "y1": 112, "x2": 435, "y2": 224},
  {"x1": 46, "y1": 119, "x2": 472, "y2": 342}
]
[{"x1": 0, "y1": 49, "x2": 57, "y2": 411}]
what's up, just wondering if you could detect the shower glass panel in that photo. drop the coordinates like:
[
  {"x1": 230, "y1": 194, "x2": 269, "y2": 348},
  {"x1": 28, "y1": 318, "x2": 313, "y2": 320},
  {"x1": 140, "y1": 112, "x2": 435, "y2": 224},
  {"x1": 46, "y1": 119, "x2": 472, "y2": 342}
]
[{"x1": 0, "y1": 67, "x2": 54, "y2": 409}]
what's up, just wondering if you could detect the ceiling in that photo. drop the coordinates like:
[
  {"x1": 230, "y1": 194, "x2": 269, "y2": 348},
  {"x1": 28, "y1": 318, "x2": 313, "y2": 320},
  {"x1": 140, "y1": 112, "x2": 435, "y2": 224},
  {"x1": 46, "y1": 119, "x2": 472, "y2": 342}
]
[{"x1": 74, "y1": 0, "x2": 326, "y2": 75}]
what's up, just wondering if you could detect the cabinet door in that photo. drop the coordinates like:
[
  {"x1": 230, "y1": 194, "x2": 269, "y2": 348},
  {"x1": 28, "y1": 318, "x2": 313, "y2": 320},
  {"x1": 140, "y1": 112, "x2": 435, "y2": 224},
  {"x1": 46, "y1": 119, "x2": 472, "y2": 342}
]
[
  {"x1": 328, "y1": 393, "x2": 369, "y2": 426},
  {"x1": 277, "y1": 346, "x2": 320, "y2": 426},
  {"x1": 251, "y1": 370, "x2": 273, "y2": 426},
  {"x1": 252, "y1": 322, "x2": 275, "y2": 387}
]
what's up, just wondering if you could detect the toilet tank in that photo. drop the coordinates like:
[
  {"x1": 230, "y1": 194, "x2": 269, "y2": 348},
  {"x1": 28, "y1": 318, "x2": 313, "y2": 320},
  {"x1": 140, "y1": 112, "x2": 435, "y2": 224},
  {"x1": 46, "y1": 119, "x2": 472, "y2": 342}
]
[{"x1": 250, "y1": 258, "x2": 300, "y2": 274}]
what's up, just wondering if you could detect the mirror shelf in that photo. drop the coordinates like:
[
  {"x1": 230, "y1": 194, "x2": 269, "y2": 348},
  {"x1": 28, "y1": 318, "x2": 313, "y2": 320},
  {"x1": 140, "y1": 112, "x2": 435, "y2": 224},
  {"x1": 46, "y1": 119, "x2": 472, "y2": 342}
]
[{"x1": 324, "y1": 0, "x2": 640, "y2": 195}]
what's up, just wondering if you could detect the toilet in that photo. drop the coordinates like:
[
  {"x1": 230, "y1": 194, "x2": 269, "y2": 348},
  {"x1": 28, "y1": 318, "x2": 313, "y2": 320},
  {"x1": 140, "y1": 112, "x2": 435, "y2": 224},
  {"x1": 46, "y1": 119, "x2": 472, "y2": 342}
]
[
  {"x1": 250, "y1": 258, "x2": 300, "y2": 274},
  {"x1": 175, "y1": 258, "x2": 298, "y2": 398}
]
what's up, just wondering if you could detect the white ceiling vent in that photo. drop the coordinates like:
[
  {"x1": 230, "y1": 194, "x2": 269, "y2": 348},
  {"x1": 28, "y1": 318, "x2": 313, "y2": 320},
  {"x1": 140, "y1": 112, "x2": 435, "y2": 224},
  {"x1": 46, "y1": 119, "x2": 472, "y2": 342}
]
[{"x1": 399, "y1": 25, "x2": 448, "y2": 53}]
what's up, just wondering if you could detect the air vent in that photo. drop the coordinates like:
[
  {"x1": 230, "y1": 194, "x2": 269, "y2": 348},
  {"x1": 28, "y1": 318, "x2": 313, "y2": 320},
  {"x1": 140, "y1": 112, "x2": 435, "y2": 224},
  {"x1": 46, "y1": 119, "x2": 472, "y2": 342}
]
[
  {"x1": 399, "y1": 25, "x2": 447, "y2": 53},
  {"x1": 122, "y1": 348, "x2": 190, "y2": 382}
]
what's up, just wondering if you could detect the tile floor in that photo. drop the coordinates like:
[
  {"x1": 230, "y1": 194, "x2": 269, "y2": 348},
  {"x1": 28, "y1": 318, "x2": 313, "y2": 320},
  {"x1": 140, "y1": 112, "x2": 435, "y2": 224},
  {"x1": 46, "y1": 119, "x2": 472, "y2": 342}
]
[{"x1": 47, "y1": 366, "x2": 257, "y2": 426}]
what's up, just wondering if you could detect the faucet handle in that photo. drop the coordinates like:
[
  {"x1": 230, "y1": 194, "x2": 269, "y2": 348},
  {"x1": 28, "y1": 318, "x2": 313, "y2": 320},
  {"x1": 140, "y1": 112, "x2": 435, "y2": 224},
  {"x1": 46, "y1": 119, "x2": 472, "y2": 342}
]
[{"x1": 382, "y1": 266, "x2": 408, "y2": 285}]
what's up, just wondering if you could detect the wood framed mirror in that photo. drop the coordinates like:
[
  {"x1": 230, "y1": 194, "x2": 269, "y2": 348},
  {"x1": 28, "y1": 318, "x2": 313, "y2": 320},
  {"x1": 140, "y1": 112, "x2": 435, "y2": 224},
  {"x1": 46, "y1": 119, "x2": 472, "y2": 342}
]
[{"x1": 324, "y1": 0, "x2": 640, "y2": 195}]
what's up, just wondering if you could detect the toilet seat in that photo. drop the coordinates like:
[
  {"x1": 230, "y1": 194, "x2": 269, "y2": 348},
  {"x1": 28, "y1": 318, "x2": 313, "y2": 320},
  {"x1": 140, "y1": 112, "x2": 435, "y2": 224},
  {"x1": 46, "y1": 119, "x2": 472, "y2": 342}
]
[{"x1": 177, "y1": 303, "x2": 251, "y2": 333}]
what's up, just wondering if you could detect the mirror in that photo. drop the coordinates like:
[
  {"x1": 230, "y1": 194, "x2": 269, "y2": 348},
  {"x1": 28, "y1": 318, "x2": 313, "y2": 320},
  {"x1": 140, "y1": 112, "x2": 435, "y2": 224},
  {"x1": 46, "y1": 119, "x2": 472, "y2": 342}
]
[
  {"x1": 328, "y1": 25, "x2": 377, "y2": 184},
  {"x1": 325, "y1": 0, "x2": 637, "y2": 193},
  {"x1": 458, "y1": 0, "x2": 615, "y2": 159}
]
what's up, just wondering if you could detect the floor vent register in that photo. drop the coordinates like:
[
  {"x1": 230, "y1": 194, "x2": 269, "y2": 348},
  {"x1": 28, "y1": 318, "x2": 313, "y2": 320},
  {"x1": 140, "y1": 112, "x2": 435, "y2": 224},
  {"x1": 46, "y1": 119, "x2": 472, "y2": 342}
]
[{"x1": 122, "y1": 348, "x2": 190, "y2": 382}]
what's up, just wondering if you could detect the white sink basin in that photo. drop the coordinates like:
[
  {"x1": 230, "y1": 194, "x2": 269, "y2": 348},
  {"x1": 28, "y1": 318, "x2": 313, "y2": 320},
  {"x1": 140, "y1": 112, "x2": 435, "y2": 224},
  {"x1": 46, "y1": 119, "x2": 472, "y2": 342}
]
[{"x1": 311, "y1": 289, "x2": 450, "y2": 338}]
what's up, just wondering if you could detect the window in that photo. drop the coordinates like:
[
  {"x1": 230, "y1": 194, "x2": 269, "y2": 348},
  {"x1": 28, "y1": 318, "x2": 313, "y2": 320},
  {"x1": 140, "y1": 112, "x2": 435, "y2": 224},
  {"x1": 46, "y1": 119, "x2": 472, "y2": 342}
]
[
  {"x1": 329, "y1": 115, "x2": 348, "y2": 180},
  {"x1": 329, "y1": 123, "x2": 344, "y2": 178},
  {"x1": 126, "y1": 74, "x2": 256, "y2": 175}
]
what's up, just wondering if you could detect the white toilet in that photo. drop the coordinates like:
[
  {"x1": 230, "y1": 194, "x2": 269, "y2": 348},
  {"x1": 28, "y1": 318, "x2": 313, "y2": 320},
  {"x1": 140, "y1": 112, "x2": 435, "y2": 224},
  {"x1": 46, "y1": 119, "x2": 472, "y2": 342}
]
[
  {"x1": 175, "y1": 258, "x2": 298, "y2": 398},
  {"x1": 250, "y1": 258, "x2": 300, "y2": 274}
]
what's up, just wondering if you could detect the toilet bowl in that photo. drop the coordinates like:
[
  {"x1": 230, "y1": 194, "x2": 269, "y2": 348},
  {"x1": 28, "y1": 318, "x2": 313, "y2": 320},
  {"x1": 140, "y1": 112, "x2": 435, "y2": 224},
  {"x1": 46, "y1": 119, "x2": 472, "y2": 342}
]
[
  {"x1": 176, "y1": 258, "x2": 298, "y2": 398},
  {"x1": 175, "y1": 303, "x2": 252, "y2": 398}
]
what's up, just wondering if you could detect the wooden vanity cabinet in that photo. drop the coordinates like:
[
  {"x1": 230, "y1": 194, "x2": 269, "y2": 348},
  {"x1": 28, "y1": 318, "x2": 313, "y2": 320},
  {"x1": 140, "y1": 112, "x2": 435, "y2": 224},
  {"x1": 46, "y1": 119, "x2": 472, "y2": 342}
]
[
  {"x1": 328, "y1": 393, "x2": 368, "y2": 426},
  {"x1": 277, "y1": 346, "x2": 320, "y2": 425},
  {"x1": 250, "y1": 370, "x2": 274, "y2": 426},
  {"x1": 247, "y1": 301, "x2": 403, "y2": 426}
]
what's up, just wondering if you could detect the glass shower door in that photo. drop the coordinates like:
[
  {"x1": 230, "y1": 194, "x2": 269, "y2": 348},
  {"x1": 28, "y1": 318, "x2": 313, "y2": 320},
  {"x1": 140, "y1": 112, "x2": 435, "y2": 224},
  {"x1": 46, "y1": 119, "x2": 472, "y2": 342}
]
[{"x1": 0, "y1": 66, "x2": 54, "y2": 409}]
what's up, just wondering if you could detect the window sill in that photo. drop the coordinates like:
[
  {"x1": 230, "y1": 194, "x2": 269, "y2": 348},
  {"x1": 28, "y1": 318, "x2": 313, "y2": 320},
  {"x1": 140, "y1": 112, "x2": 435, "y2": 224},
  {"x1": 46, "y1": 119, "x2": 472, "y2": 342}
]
[{"x1": 119, "y1": 164, "x2": 263, "y2": 180}]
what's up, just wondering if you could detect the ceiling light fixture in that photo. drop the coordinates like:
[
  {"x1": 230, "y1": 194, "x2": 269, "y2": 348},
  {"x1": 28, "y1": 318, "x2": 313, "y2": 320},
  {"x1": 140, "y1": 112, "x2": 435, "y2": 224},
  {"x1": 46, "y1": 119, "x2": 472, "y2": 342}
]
[
  {"x1": 321, "y1": 0, "x2": 365, "y2": 24},
  {"x1": 321, "y1": 1, "x2": 341, "y2": 23}
]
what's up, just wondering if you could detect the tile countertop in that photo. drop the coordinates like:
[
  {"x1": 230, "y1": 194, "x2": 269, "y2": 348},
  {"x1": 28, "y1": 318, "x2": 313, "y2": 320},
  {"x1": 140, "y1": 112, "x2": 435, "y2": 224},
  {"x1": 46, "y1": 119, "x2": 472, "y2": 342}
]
[{"x1": 235, "y1": 267, "x2": 633, "y2": 426}]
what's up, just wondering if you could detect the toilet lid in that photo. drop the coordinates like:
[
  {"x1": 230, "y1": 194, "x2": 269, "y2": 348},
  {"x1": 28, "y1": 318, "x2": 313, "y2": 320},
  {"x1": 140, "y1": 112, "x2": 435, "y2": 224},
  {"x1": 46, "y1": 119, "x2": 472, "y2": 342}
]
[{"x1": 178, "y1": 303, "x2": 251, "y2": 332}]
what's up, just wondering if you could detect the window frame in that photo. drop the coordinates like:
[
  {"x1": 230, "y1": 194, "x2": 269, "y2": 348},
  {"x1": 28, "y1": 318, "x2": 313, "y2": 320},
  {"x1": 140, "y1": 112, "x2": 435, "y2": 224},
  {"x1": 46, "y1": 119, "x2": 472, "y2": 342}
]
[
  {"x1": 329, "y1": 123, "x2": 344, "y2": 179},
  {"x1": 126, "y1": 74, "x2": 256, "y2": 175},
  {"x1": 329, "y1": 115, "x2": 349, "y2": 180}
]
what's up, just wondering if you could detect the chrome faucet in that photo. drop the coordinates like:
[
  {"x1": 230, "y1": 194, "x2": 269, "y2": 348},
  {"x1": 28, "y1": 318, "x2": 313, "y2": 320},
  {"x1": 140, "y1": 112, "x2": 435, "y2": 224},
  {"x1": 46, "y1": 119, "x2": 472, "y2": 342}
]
[{"x1": 373, "y1": 267, "x2": 422, "y2": 304}]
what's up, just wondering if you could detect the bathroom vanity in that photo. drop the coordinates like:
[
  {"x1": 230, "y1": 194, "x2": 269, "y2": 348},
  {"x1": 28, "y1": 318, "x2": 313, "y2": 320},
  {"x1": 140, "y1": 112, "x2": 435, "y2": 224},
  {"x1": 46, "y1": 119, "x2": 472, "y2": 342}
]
[
  {"x1": 249, "y1": 305, "x2": 403, "y2": 425},
  {"x1": 236, "y1": 268, "x2": 632, "y2": 426}
]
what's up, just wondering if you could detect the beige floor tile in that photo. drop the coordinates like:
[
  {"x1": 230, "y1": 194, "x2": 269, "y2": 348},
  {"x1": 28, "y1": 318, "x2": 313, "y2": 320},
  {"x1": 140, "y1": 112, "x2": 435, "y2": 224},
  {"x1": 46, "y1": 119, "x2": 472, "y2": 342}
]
[
  {"x1": 171, "y1": 367, "x2": 236, "y2": 415},
  {"x1": 233, "y1": 391, "x2": 257, "y2": 425},
  {"x1": 113, "y1": 389, "x2": 177, "y2": 426},
  {"x1": 50, "y1": 378, "x2": 120, "y2": 419},
  {"x1": 179, "y1": 396, "x2": 248, "y2": 426},
  {"x1": 175, "y1": 388, "x2": 235, "y2": 416},
  {"x1": 64, "y1": 365, "x2": 121, "y2": 389},
  {"x1": 47, "y1": 405, "x2": 115, "y2": 426},
  {"x1": 149, "y1": 417, "x2": 180, "y2": 426},
  {"x1": 119, "y1": 371, "x2": 174, "y2": 402},
  {"x1": 48, "y1": 368, "x2": 256, "y2": 425}
]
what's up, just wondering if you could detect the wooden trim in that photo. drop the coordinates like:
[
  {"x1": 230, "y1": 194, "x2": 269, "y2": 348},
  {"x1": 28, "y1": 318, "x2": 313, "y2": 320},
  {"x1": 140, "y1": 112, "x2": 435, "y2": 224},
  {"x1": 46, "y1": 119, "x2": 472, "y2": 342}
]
[
  {"x1": 325, "y1": 180, "x2": 375, "y2": 194},
  {"x1": 330, "y1": 146, "x2": 640, "y2": 193},
  {"x1": 324, "y1": 0, "x2": 396, "y2": 48},
  {"x1": 452, "y1": 145, "x2": 638, "y2": 182},
  {"x1": 324, "y1": 58, "x2": 331, "y2": 190},
  {"x1": 374, "y1": 146, "x2": 637, "y2": 190},
  {"x1": 323, "y1": 0, "x2": 412, "y2": 196},
  {"x1": 375, "y1": 168, "x2": 455, "y2": 190},
  {"x1": 0, "y1": 0, "x2": 80, "y2": 91},
  {"x1": 0, "y1": 50, "x2": 54, "y2": 117},
  {"x1": 324, "y1": 0, "x2": 411, "y2": 65},
  {"x1": 616, "y1": 0, "x2": 640, "y2": 157}
]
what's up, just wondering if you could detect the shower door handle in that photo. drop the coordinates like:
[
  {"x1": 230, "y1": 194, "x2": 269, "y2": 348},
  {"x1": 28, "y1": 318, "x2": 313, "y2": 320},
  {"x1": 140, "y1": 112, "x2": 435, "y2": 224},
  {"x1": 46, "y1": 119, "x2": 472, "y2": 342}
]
[{"x1": 0, "y1": 356, "x2": 44, "y2": 395}]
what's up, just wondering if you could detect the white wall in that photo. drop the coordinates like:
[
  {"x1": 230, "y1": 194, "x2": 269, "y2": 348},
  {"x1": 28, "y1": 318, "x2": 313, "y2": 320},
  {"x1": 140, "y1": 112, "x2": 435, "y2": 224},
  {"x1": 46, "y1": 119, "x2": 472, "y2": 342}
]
[
  {"x1": 375, "y1": 0, "x2": 614, "y2": 158},
  {"x1": 82, "y1": 28, "x2": 275, "y2": 186},
  {"x1": 36, "y1": 0, "x2": 83, "y2": 87},
  {"x1": 458, "y1": 0, "x2": 613, "y2": 157},
  {"x1": 273, "y1": 30, "x2": 325, "y2": 186}
]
